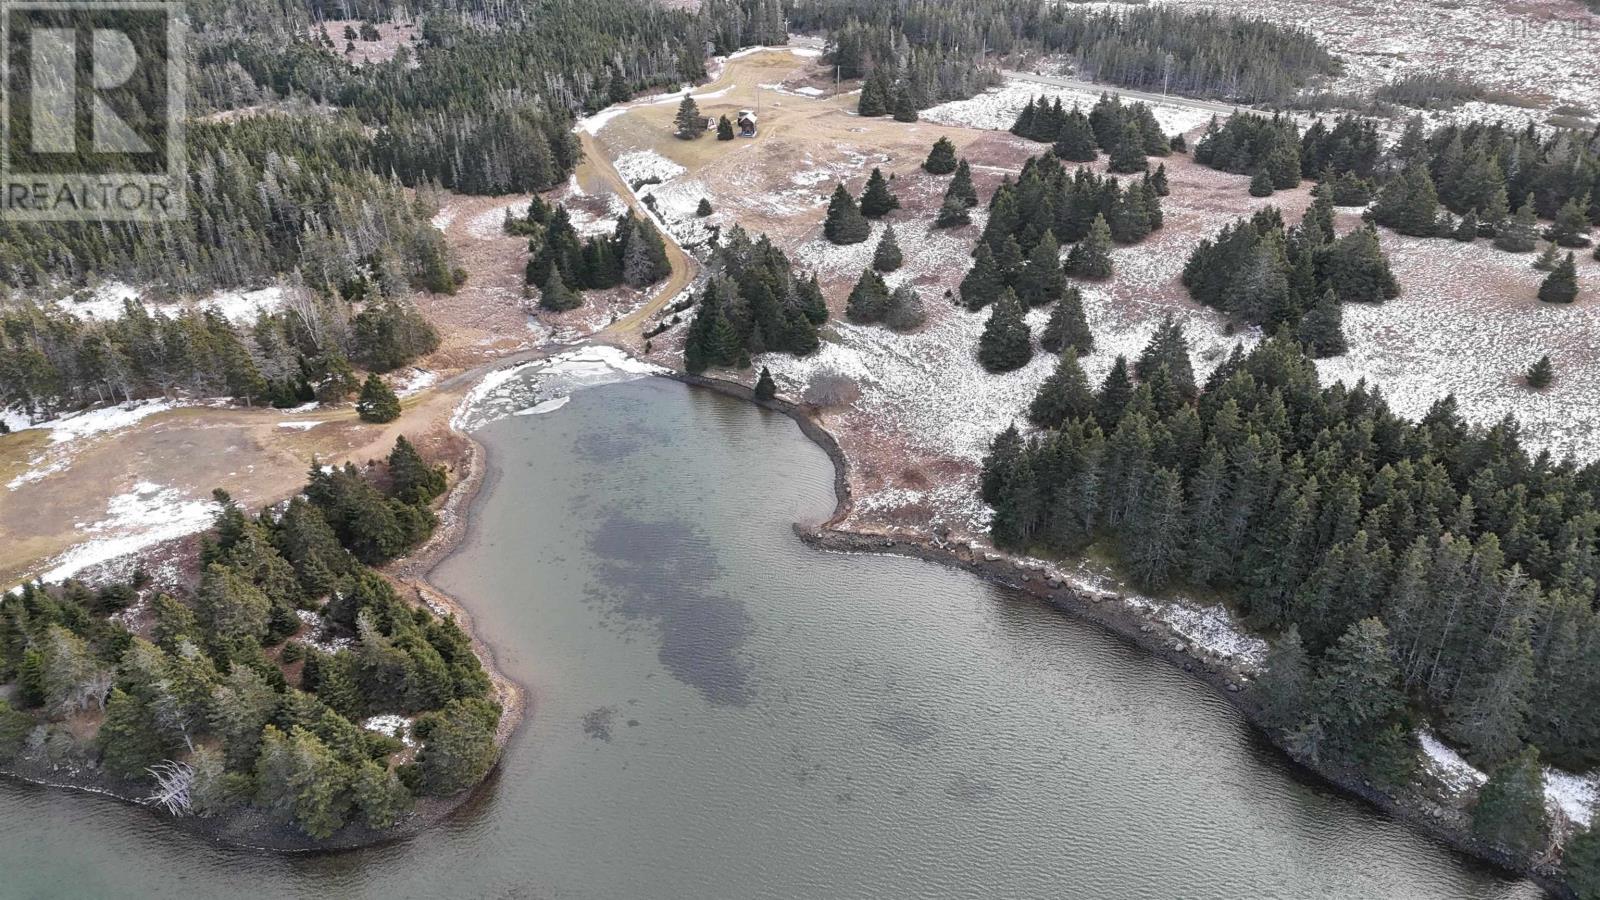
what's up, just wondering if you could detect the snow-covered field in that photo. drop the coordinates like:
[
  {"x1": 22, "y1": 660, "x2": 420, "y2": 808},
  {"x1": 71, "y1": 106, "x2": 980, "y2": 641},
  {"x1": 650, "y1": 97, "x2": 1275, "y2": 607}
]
[
  {"x1": 4, "y1": 398, "x2": 177, "y2": 445},
  {"x1": 922, "y1": 79, "x2": 1218, "y2": 137},
  {"x1": 1317, "y1": 233, "x2": 1600, "y2": 462}
]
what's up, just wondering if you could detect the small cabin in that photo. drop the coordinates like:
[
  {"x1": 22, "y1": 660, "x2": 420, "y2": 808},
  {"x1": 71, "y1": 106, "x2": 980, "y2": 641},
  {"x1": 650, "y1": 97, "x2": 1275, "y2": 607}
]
[{"x1": 736, "y1": 110, "x2": 757, "y2": 137}]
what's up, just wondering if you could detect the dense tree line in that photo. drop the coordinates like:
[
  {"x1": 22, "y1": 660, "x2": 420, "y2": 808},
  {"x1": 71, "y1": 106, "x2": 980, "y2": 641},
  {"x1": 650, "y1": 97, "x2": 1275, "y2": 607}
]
[
  {"x1": 788, "y1": 1, "x2": 1337, "y2": 104},
  {"x1": 826, "y1": 20, "x2": 1002, "y2": 117},
  {"x1": 983, "y1": 330, "x2": 1600, "y2": 834},
  {"x1": 1182, "y1": 201, "x2": 1396, "y2": 347},
  {"x1": 0, "y1": 117, "x2": 459, "y2": 296},
  {"x1": 1011, "y1": 93, "x2": 1171, "y2": 173},
  {"x1": 1, "y1": 292, "x2": 437, "y2": 420},
  {"x1": 681, "y1": 226, "x2": 828, "y2": 373},
  {"x1": 958, "y1": 153, "x2": 1163, "y2": 310},
  {"x1": 1366, "y1": 117, "x2": 1600, "y2": 248},
  {"x1": 520, "y1": 196, "x2": 671, "y2": 309},
  {"x1": 0, "y1": 438, "x2": 500, "y2": 839}
]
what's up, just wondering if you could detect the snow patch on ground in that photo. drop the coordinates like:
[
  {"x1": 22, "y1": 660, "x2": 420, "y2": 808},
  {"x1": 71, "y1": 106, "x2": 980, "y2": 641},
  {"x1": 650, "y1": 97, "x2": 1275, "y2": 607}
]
[
  {"x1": 28, "y1": 483, "x2": 217, "y2": 586},
  {"x1": 275, "y1": 421, "x2": 322, "y2": 431},
  {"x1": 7, "y1": 399, "x2": 177, "y2": 444},
  {"x1": 921, "y1": 79, "x2": 1215, "y2": 136},
  {"x1": 452, "y1": 345, "x2": 664, "y2": 433},
  {"x1": 1417, "y1": 728, "x2": 1597, "y2": 826},
  {"x1": 614, "y1": 150, "x2": 687, "y2": 186},
  {"x1": 1545, "y1": 768, "x2": 1598, "y2": 829},
  {"x1": 361, "y1": 713, "x2": 417, "y2": 747},
  {"x1": 392, "y1": 367, "x2": 438, "y2": 398},
  {"x1": 1418, "y1": 728, "x2": 1487, "y2": 796},
  {"x1": 46, "y1": 283, "x2": 287, "y2": 326}
]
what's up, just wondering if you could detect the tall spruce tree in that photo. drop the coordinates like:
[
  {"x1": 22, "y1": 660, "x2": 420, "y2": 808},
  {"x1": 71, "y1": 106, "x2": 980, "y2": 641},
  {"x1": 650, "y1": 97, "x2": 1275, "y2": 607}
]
[
  {"x1": 977, "y1": 289, "x2": 1033, "y2": 373},
  {"x1": 1028, "y1": 350, "x2": 1095, "y2": 429},
  {"x1": 859, "y1": 168, "x2": 900, "y2": 218},
  {"x1": 923, "y1": 137, "x2": 958, "y2": 175},
  {"x1": 1040, "y1": 286, "x2": 1093, "y2": 354},
  {"x1": 872, "y1": 225, "x2": 904, "y2": 272},
  {"x1": 960, "y1": 243, "x2": 1005, "y2": 310},
  {"x1": 823, "y1": 184, "x2": 871, "y2": 245},
  {"x1": 1065, "y1": 214, "x2": 1115, "y2": 280},
  {"x1": 674, "y1": 95, "x2": 706, "y2": 140},
  {"x1": 1472, "y1": 747, "x2": 1549, "y2": 857},
  {"x1": 1538, "y1": 253, "x2": 1579, "y2": 303},
  {"x1": 356, "y1": 375, "x2": 401, "y2": 424}
]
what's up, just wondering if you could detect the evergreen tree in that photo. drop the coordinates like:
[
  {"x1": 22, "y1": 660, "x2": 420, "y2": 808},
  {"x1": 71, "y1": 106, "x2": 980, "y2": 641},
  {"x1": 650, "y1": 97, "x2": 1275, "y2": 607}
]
[
  {"x1": 1533, "y1": 243, "x2": 1562, "y2": 272},
  {"x1": 846, "y1": 269, "x2": 893, "y2": 325},
  {"x1": 1325, "y1": 226, "x2": 1400, "y2": 303},
  {"x1": 1126, "y1": 466, "x2": 1185, "y2": 589},
  {"x1": 1549, "y1": 196, "x2": 1593, "y2": 248},
  {"x1": 1312, "y1": 618, "x2": 1407, "y2": 761},
  {"x1": 1525, "y1": 354, "x2": 1554, "y2": 389},
  {"x1": 697, "y1": 198, "x2": 714, "y2": 217},
  {"x1": 356, "y1": 375, "x2": 401, "y2": 424},
  {"x1": 1538, "y1": 253, "x2": 1579, "y2": 304},
  {"x1": 1249, "y1": 169, "x2": 1275, "y2": 198},
  {"x1": 960, "y1": 243, "x2": 1005, "y2": 310},
  {"x1": 1494, "y1": 195, "x2": 1540, "y2": 252},
  {"x1": 716, "y1": 115, "x2": 735, "y2": 141},
  {"x1": 1371, "y1": 163, "x2": 1443, "y2": 237},
  {"x1": 1108, "y1": 121, "x2": 1149, "y2": 174},
  {"x1": 858, "y1": 68, "x2": 892, "y2": 117},
  {"x1": 754, "y1": 367, "x2": 777, "y2": 401},
  {"x1": 538, "y1": 268, "x2": 583, "y2": 312},
  {"x1": 1454, "y1": 210, "x2": 1479, "y2": 242},
  {"x1": 1566, "y1": 826, "x2": 1600, "y2": 900},
  {"x1": 1028, "y1": 351, "x2": 1095, "y2": 429},
  {"x1": 1134, "y1": 316, "x2": 1196, "y2": 397},
  {"x1": 1017, "y1": 232, "x2": 1066, "y2": 307},
  {"x1": 1472, "y1": 746, "x2": 1549, "y2": 857},
  {"x1": 415, "y1": 698, "x2": 501, "y2": 795},
  {"x1": 674, "y1": 96, "x2": 706, "y2": 139},
  {"x1": 1150, "y1": 164, "x2": 1170, "y2": 197},
  {"x1": 923, "y1": 137, "x2": 958, "y2": 175},
  {"x1": 388, "y1": 436, "x2": 447, "y2": 505},
  {"x1": 1054, "y1": 107, "x2": 1098, "y2": 162},
  {"x1": 1096, "y1": 355, "x2": 1134, "y2": 431},
  {"x1": 859, "y1": 168, "x2": 900, "y2": 218},
  {"x1": 1259, "y1": 624, "x2": 1311, "y2": 732},
  {"x1": 949, "y1": 160, "x2": 979, "y2": 208},
  {"x1": 872, "y1": 225, "x2": 904, "y2": 272},
  {"x1": 892, "y1": 82, "x2": 919, "y2": 123},
  {"x1": 936, "y1": 195, "x2": 972, "y2": 228},
  {"x1": 1065, "y1": 214, "x2": 1114, "y2": 280},
  {"x1": 1297, "y1": 290, "x2": 1347, "y2": 358},
  {"x1": 884, "y1": 285, "x2": 926, "y2": 332},
  {"x1": 823, "y1": 184, "x2": 871, "y2": 245},
  {"x1": 97, "y1": 689, "x2": 173, "y2": 777},
  {"x1": 977, "y1": 289, "x2": 1033, "y2": 373},
  {"x1": 1040, "y1": 287, "x2": 1093, "y2": 354}
]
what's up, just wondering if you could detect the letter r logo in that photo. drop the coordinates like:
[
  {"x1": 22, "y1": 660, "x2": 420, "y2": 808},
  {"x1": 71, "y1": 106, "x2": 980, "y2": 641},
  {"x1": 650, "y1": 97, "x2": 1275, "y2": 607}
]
[{"x1": 28, "y1": 25, "x2": 151, "y2": 153}]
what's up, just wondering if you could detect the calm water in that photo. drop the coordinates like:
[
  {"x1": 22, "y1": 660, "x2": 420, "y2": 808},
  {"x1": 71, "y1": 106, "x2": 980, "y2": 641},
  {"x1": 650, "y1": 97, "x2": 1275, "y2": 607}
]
[{"x1": 0, "y1": 378, "x2": 1538, "y2": 899}]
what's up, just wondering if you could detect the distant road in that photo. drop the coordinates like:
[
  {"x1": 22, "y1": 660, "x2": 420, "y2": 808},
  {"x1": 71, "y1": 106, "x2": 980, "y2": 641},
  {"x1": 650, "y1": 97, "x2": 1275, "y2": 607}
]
[{"x1": 1001, "y1": 71, "x2": 1245, "y2": 118}]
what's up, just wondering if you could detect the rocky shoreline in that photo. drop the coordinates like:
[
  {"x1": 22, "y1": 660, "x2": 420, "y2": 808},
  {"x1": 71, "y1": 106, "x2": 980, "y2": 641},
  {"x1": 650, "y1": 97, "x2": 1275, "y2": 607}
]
[{"x1": 671, "y1": 369, "x2": 1576, "y2": 899}]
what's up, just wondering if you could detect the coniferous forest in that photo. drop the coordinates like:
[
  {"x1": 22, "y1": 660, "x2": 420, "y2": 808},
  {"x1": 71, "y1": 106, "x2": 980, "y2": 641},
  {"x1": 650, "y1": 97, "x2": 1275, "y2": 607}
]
[
  {"x1": 682, "y1": 226, "x2": 828, "y2": 373},
  {"x1": 984, "y1": 329, "x2": 1600, "y2": 791},
  {"x1": 0, "y1": 439, "x2": 500, "y2": 839}
]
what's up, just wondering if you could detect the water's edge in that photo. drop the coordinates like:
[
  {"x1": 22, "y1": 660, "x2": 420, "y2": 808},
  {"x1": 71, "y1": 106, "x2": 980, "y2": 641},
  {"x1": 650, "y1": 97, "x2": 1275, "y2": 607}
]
[
  {"x1": 667, "y1": 370, "x2": 1573, "y2": 900},
  {"x1": 0, "y1": 384, "x2": 528, "y2": 854}
]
